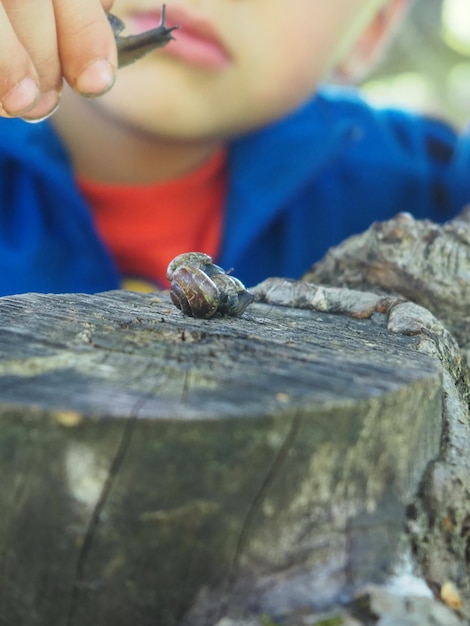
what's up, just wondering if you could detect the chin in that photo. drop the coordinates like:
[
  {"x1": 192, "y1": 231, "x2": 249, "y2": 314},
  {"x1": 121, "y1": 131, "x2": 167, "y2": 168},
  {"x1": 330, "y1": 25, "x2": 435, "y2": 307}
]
[
  {"x1": 98, "y1": 96, "x2": 236, "y2": 142},
  {"x1": 101, "y1": 71, "x2": 289, "y2": 142}
]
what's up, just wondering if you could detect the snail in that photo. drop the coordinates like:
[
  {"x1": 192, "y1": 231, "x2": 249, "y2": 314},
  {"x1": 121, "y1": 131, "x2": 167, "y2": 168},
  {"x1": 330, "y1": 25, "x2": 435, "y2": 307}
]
[
  {"x1": 166, "y1": 253, "x2": 254, "y2": 319},
  {"x1": 107, "y1": 4, "x2": 179, "y2": 68}
]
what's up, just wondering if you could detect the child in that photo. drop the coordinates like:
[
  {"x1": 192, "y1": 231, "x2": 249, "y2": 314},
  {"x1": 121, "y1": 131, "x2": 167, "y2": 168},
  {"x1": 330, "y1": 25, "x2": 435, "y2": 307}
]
[{"x1": 0, "y1": 0, "x2": 467, "y2": 295}]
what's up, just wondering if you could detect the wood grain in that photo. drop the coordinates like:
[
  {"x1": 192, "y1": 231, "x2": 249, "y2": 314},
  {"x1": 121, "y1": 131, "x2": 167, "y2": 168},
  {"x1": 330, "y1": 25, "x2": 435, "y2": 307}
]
[{"x1": 0, "y1": 290, "x2": 443, "y2": 625}]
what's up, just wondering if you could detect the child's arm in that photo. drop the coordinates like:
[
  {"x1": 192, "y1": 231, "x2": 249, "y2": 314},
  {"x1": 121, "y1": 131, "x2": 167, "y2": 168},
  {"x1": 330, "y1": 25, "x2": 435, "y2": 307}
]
[{"x1": 0, "y1": 0, "x2": 117, "y2": 120}]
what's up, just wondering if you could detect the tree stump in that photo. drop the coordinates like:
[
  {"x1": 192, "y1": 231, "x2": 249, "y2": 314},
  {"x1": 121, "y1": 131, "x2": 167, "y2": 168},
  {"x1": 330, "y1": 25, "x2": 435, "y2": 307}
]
[{"x1": 0, "y1": 289, "x2": 445, "y2": 626}]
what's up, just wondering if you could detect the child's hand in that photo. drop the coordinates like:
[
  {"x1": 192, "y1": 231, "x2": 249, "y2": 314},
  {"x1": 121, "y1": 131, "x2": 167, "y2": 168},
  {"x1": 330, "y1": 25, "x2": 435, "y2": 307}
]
[{"x1": 0, "y1": 0, "x2": 117, "y2": 121}]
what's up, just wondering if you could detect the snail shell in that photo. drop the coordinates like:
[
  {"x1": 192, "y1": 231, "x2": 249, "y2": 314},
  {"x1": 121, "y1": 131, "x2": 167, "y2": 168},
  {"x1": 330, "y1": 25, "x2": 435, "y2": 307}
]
[
  {"x1": 169, "y1": 266, "x2": 219, "y2": 319},
  {"x1": 167, "y1": 252, "x2": 254, "y2": 319},
  {"x1": 166, "y1": 252, "x2": 214, "y2": 281}
]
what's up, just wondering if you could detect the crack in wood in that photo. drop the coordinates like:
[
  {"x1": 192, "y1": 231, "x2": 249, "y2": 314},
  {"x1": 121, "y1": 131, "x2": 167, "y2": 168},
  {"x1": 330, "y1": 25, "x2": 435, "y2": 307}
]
[
  {"x1": 65, "y1": 365, "x2": 160, "y2": 626},
  {"x1": 180, "y1": 370, "x2": 191, "y2": 405},
  {"x1": 65, "y1": 415, "x2": 136, "y2": 626},
  {"x1": 213, "y1": 408, "x2": 304, "y2": 622}
]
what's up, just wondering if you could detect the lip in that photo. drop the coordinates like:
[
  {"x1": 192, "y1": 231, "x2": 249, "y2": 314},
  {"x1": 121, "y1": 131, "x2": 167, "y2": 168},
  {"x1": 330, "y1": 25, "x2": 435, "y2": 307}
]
[{"x1": 128, "y1": 6, "x2": 231, "y2": 70}]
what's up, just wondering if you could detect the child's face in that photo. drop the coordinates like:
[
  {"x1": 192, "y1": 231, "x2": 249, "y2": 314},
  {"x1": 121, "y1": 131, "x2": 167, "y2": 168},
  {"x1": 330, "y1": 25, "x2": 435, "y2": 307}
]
[{"x1": 97, "y1": 0, "x2": 385, "y2": 140}]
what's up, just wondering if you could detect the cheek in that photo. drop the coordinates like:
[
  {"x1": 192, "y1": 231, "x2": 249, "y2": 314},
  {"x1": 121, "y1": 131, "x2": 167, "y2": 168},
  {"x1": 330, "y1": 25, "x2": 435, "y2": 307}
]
[
  {"x1": 238, "y1": 37, "x2": 327, "y2": 124},
  {"x1": 249, "y1": 63, "x2": 319, "y2": 118}
]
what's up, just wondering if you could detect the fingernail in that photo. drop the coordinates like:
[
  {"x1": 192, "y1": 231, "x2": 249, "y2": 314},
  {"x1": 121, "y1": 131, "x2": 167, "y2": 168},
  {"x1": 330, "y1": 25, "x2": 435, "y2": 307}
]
[
  {"x1": 22, "y1": 89, "x2": 61, "y2": 123},
  {"x1": 1, "y1": 77, "x2": 40, "y2": 116},
  {"x1": 75, "y1": 59, "x2": 116, "y2": 97}
]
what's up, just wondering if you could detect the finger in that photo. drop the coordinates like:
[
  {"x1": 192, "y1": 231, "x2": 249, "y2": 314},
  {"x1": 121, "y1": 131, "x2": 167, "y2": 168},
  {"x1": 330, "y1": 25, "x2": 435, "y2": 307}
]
[
  {"x1": 0, "y1": 3, "x2": 40, "y2": 118},
  {"x1": 2, "y1": 0, "x2": 62, "y2": 121},
  {"x1": 53, "y1": 0, "x2": 117, "y2": 97}
]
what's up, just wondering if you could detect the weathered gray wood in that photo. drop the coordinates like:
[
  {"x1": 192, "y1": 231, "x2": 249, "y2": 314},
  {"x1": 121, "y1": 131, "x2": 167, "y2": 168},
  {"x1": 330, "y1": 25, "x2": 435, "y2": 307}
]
[
  {"x1": 0, "y1": 289, "x2": 444, "y2": 625},
  {"x1": 286, "y1": 211, "x2": 470, "y2": 624},
  {"x1": 306, "y1": 211, "x2": 470, "y2": 349}
]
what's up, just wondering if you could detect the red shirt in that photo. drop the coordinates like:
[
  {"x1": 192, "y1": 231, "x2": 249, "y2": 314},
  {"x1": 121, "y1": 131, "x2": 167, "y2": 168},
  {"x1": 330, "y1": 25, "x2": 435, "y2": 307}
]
[{"x1": 77, "y1": 149, "x2": 226, "y2": 291}]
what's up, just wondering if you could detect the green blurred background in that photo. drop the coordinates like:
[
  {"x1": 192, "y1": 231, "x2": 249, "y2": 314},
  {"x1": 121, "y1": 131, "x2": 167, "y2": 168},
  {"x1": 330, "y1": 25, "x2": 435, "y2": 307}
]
[{"x1": 362, "y1": 0, "x2": 470, "y2": 128}]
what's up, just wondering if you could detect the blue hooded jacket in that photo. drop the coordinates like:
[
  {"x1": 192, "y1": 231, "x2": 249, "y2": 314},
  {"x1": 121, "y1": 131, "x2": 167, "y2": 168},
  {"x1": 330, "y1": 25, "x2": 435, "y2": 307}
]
[{"x1": 0, "y1": 87, "x2": 468, "y2": 295}]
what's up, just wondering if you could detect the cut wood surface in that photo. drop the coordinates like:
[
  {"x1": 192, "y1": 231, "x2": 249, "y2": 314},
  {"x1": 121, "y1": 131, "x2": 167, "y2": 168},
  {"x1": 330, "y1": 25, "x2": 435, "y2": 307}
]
[{"x1": 0, "y1": 290, "x2": 444, "y2": 626}]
